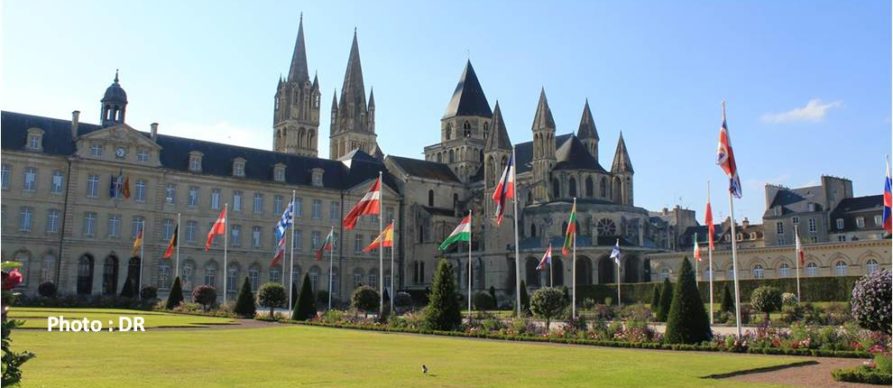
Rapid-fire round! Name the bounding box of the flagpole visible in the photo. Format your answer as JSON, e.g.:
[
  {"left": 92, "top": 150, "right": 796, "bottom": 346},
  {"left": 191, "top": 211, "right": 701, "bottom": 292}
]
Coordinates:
[
  {"left": 615, "top": 239, "right": 621, "bottom": 307},
  {"left": 391, "top": 219, "right": 396, "bottom": 316},
  {"left": 723, "top": 101, "right": 743, "bottom": 338},
  {"left": 512, "top": 147, "right": 521, "bottom": 317},
  {"left": 795, "top": 225, "right": 801, "bottom": 302},
  {"left": 138, "top": 224, "right": 144, "bottom": 300},
  {"left": 223, "top": 203, "right": 229, "bottom": 306},
  {"left": 694, "top": 233, "right": 699, "bottom": 284},
  {"left": 707, "top": 181, "right": 714, "bottom": 325},
  {"left": 176, "top": 212, "right": 181, "bottom": 288},
  {"left": 467, "top": 209, "right": 472, "bottom": 320},
  {"left": 289, "top": 190, "right": 296, "bottom": 313},
  {"left": 329, "top": 226, "right": 334, "bottom": 310},
  {"left": 378, "top": 171, "right": 384, "bottom": 318},
  {"left": 572, "top": 197, "right": 577, "bottom": 319},
  {"left": 550, "top": 252, "right": 553, "bottom": 287}
]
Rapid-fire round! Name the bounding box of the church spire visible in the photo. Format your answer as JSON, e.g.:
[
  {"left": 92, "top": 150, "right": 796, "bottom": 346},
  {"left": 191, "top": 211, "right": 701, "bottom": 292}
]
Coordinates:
[
  {"left": 485, "top": 101, "right": 512, "bottom": 151},
  {"left": 531, "top": 87, "right": 555, "bottom": 130},
  {"left": 287, "top": 13, "right": 310, "bottom": 83},
  {"left": 339, "top": 28, "right": 367, "bottom": 118},
  {"left": 577, "top": 99, "right": 599, "bottom": 141},
  {"left": 611, "top": 132, "right": 634, "bottom": 174}
]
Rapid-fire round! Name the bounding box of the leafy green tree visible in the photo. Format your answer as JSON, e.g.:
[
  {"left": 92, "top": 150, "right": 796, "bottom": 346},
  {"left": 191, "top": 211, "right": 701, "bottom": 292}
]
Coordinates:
[
  {"left": 750, "top": 286, "right": 782, "bottom": 323},
  {"left": 233, "top": 277, "right": 256, "bottom": 318},
  {"left": 721, "top": 284, "right": 735, "bottom": 313},
  {"left": 165, "top": 276, "right": 184, "bottom": 309},
  {"left": 351, "top": 286, "right": 380, "bottom": 318},
  {"left": 192, "top": 285, "right": 217, "bottom": 311},
  {"left": 473, "top": 291, "right": 496, "bottom": 310},
  {"left": 530, "top": 287, "right": 568, "bottom": 329},
  {"left": 664, "top": 258, "right": 712, "bottom": 344},
  {"left": 650, "top": 283, "right": 661, "bottom": 318},
  {"left": 656, "top": 278, "right": 673, "bottom": 322},
  {"left": 519, "top": 280, "right": 531, "bottom": 316},
  {"left": 291, "top": 273, "right": 317, "bottom": 321},
  {"left": 423, "top": 259, "right": 462, "bottom": 331},
  {"left": 257, "top": 282, "right": 286, "bottom": 319}
]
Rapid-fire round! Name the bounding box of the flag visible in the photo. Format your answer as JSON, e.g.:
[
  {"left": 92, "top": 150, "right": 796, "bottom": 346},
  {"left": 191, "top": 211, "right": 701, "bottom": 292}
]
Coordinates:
[
  {"left": 438, "top": 214, "right": 471, "bottom": 251},
  {"left": 343, "top": 177, "right": 381, "bottom": 230},
  {"left": 716, "top": 106, "right": 742, "bottom": 198},
  {"left": 131, "top": 228, "right": 143, "bottom": 257},
  {"left": 315, "top": 228, "right": 335, "bottom": 260},
  {"left": 271, "top": 235, "right": 286, "bottom": 267},
  {"left": 795, "top": 229, "right": 805, "bottom": 266},
  {"left": 205, "top": 208, "right": 227, "bottom": 251},
  {"left": 884, "top": 159, "right": 892, "bottom": 233},
  {"left": 561, "top": 202, "right": 577, "bottom": 256},
  {"left": 705, "top": 199, "right": 715, "bottom": 250},
  {"left": 122, "top": 176, "right": 131, "bottom": 199},
  {"left": 363, "top": 221, "right": 394, "bottom": 253},
  {"left": 162, "top": 224, "right": 178, "bottom": 259},
  {"left": 693, "top": 233, "right": 701, "bottom": 262},
  {"left": 537, "top": 244, "right": 552, "bottom": 271},
  {"left": 274, "top": 201, "right": 294, "bottom": 241},
  {"left": 610, "top": 239, "right": 622, "bottom": 265},
  {"left": 491, "top": 154, "right": 515, "bottom": 225}
]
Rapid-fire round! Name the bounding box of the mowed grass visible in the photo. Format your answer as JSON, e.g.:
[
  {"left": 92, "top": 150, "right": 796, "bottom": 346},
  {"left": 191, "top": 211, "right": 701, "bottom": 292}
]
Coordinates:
[
  {"left": 9, "top": 307, "right": 234, "bottom": 329},
  {"left": 15, "top": 323, "right": 805, "bottom": 387}
]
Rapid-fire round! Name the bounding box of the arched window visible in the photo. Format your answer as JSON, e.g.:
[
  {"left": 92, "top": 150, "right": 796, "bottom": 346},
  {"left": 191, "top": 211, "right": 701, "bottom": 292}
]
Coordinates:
[
  {"left": 204, "top": 261, "right": 218, "bottom": 288},
  {"left": 866, "top": 259, "right": 879, "bottom": 274},
  {"left": 77, "top": 254, "right": 94, "bottom": 295},
  {"left": 463, "top": 121, "right": 471, "bottom": 130},
  {"left": 428, "top": 190, "right": 434, "bottom": 207},
  {"left": 368, "top": 268, "right": 378, "bottom": 288},
  {"left": 226, "top": 263, "right": 240, "bottom": 293},
  {"left": 834, "top": 261, "right": 847, "bottom": 276},
  {"left": 436, "top": 153, "right": 442, "bottom": 163},
  {"left": 805, "top": 262, "right": 818, "bottom": 277},
  {"left": 600, "top": 177, "right": 607, "bottom": 198},
  {"left": 568, "top": 177, "right": 577, "bottom": 197},
  {"left": 552, "top": 178, "right": 560, "bottom": 198},
  {"left": 778, "top": 263, "right": 791, "bottom": 277},
  {"left": 449, "top": 149, "right": 454, "bottom": 163},
  {"left": 157, "top": 261, "right": 171, "bottom": 289},
  {"left": 445, "top": 123, "right": 452, "bottom": 140},
  {"left": 585, "top": 177, "right": 594, "bottom": 197},
  {"left": 752, "top": 264, "right": 764, "bottom": 279},
  {"left": 309, "top": 266, "right": 321, "bottom": 291},
  {"left": 102, "top": 255, "right": 118, "bottom": 295},
  {"left": 269, "top": 266, "right": 281, "bottom": 284}
]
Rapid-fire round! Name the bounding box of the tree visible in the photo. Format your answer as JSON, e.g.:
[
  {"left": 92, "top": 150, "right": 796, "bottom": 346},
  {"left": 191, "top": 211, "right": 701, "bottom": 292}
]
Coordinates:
[
  {"left": 530, "top": 287, "right": 567, "bottom": 330},
  {"left": 664, "top": 257, "right": 712, "bottom": 344},
  {"left": 650, "top": 283, "right": 661, "bottom": 319},
  {"left": 38, "top": 282, "right": 57, "bottom": 298},
  {"left": 720, "top": 284, "right": 735, "bottom": 313},
  {"left": 192, "top": 285, "right": 217, "bottom": 311},
  {"left": 656, "top": 278, "right": 673, "bottom": 322},
  {"left": 750, "top": 286, "right": 782, "bottom": 323},
  {"left": 292, "top": 273, "right": 317, "bottom": 321},
  {"left": 423, "top": 259, "right": 462, "bottom": 331},
  {"left": 120, "top": 277, "right": 136, "bottom": 298},
  {"left": 166, "top": 276, "right": 184, "bottom": 309},
  {"left": 257, "top": 282, "right": 286, "bottom": 319},
  {"left": 473, "top": 291, "right": 496, "bottom": 310},
  {"left": 519, "top": 280, "right": 531, "bottom": 316},
  {"left": 140, "top": 286, "right": 158, "bottom": 301},
  {"left": 351, "top": 286, "right": 380, "bottom": 318},
  {"left": 233, "top": 277, "right": 256, "bottom": 318},
  {"left": 394, "top": 291, "right": 413, "bottom": 311},
  {"left": 316, "top": 289, "right": 330, "bottom": 307},
  {"left": 850, "top": 269, "right": 891, "bottom": 335}
]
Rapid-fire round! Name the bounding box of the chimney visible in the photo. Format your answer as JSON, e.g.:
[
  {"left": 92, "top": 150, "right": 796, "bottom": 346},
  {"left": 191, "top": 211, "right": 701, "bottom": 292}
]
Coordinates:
[
  {"left": 150, "top": 122, "right": 158, "bottom": 141},
  {"left": 742, "top": 217, "right": 750, "bottom": 228},
  {"left": 71, "top": 110, "right": 80, "bottom": 140}
]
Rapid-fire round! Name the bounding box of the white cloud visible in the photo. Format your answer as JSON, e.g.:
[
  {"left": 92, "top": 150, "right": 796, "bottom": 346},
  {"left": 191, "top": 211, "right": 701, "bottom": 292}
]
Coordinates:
[
  {"left": 162, "top": 121, "right": 270, "bottom": 151},
  {"left": 761, "top": 99, "right": 842, "bottom": 124}
]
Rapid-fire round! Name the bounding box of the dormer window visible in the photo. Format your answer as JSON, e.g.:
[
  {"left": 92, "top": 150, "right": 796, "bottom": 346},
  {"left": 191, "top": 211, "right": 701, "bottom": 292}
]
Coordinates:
[
  {"left": 311, "top": 168, "right": 324, "bottom": 187},
  {"left": 90, "top": 143, "right": 103, "bottom": 157},
  {"left": 807, "top": 202, "right": 816, "bottom": 212},
  {"left": 274, "top": 164, "right": 286, "bottom": 182},
  {"left": 233, "top": 158, "right": 246, "bottom": 177},
  {"left": 26, "top": 128, "right": 44, "bottom": 151},
  {"left": 188, "top": 151, "right": 203, "bottom": 173},
  {"left": 137, "top": 149, "right": 149, "bottom": 162}
]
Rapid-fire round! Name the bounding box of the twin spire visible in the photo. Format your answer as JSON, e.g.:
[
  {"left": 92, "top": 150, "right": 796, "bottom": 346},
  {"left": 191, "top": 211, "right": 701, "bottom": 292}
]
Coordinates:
[{"left": 288, "top": 13, "right": 310, "bottom": 83}]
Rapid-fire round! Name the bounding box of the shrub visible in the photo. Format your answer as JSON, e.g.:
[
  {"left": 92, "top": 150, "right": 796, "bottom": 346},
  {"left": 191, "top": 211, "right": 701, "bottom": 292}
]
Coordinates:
[
  {"left": 851, "top": 269, "right": 892, "bottom": 335},
  {"left": 782, "top": 292, "right": 798, "bottom": 306},
  {"left": 831, "top": 366, "right": 892, "bottom": 385},
  {"left": 751, "top": 286, "right": 783, "bottom": 322},
  {"left": 37, "top": 282, "right": 57, "bottom": 298},
  {"left": 650, "top": 284, "right": 661, "bottom": 315},
  {"left": 139, "top": 286, "right": 158, "bottom": 300},
  {"left": 473, "top": 291, "right": 496, "bottom": 310},
  {"left": 423, "top": 259, "right": 462, "bottom": 331},
  {"left": 519, "top": 280, "right": 531, "bottom": 316},
  {"left": 316, "top": 289, "right": 331, "bottom": 307},
  {"left": 120, "top": 277, "right": 137, "bottom": 298},
  {"left": 656, "top": 278, "right": 673, "bottom": 322},
  {"left": 257, "top": 282, "right": 287, "bottom": 318},
  {"left": 720, "top": 284, "right": 734, "bottom": 313},
  {"left": 191, "top": 285, "right": 217, "bottom": 311},
  {"left": 581, "top": 297, "right": 597, "bottom": 311},
  {"left": 664, "top": 257, "right": 711, "bottom": 344},
  {"left": 291, "top": 281, "right": 299, "bottom": 307},
  {"left": 165, "top": 277, "right": 184, "bottom": 309},
  {"left": 488, "top": 286, "right": 497, "bottom": 303},
  {"left": 233, "top": 277, "right": 256, "bottom": 318},
  {"left": 292, "top": 273, "right": 317, "bottom": 321},
  {"left": 394, "top": 292, "right": 413, "bottom": 311},
  {"left": 530, "top": 287, "right": 567, "bottom": 330},
  {"left": 352, "top": 286, "right": 380, "bottom": 318}
]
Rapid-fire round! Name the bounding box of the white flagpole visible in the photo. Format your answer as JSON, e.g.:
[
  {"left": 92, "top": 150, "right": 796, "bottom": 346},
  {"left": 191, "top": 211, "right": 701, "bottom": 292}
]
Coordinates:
[
  {"left": 176, "top": 212, "right": 181, "bottom": 287},
  {"left": 467, "top": 210, "right": 472, "bottom": 320},
  {"left": 138, "top": 223, "right": 144, "bottom": 300},
  {"left": 550, "top": 252, "right": 553, "bottom": 287},
  {"left": 378, "top": 171, "right": 384, "bottom": 318},
  {"left": 694, "top": 233, "right": 699, "bottom": 284},
  {"left": 390, "top": 218, "right": 396, "bottom": 316},
  {"left": 289, "top": 191, "right": 296, "bottom": 313},
  {"left": 572, "top": 197, "right": 577, "bottom": 319},
  {"left": 723, "top": 101, "right": 743, "bottom": 338},
  {"left": 329, "top": 226, "right": 334, "bottom": 310},
  {"left": 708, "top": 181, "right": 714, "bottom": 325},
  {"left": 795, "top": 225, "right": 801, "bottom": 302},
  {"left": 512, "top": 147, "right": 521, "bottom": 317},
  {"left": 223, "top": 203, "right": 229, "bottom": 306},
  {"left": 615, "top": 239, "right": 621, "bottom": 307}
]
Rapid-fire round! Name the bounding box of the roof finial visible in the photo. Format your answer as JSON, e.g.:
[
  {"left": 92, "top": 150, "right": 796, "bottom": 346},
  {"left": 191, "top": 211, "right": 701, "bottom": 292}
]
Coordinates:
[
  {"left": 300, "top": 12, "right": 303, "bottom": 23},
  {"left": 114, "top": 69, "right": 119, "bottom": 83}
]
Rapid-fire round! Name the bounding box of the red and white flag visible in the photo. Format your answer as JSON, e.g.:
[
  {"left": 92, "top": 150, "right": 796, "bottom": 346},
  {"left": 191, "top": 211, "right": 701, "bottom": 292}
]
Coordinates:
[
  {"left": 716, "top": 103, "right": 742, "bottom": 198},
  {"left": 795, "top": 230, "right": 805, "bottom": 266},
  {"left": 205, "top": 207, "right": 227, "bottom": 251},
  {"left": 705, "top": 200, "right": 714, "bottom": 250},
  {"left": 537, "top": 244, "right": 552, "bottom": 271},
  {"left": 343, "top": 177, "right": 381, "bottom": 230},
  {"left": 491, "top": 154, "right": 515, "bottom": 225},
  {"left": 271, "top": 235, "right": 286, "bottom": 267},
  {"left": 693, "top": 233, "right": 701, "bottom": 262}
]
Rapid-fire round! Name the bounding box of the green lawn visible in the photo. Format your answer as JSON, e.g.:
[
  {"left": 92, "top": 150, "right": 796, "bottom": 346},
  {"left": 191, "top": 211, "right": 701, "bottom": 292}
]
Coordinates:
[
  {"left": 9, "top": 307, "right": 234, "bottom": 329},
  {"left": 13, "top": 318, "right": 807, "bottom": 387}
]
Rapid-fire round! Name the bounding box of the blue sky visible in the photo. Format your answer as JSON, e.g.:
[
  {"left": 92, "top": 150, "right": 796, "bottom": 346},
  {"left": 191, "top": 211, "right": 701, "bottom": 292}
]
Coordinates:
[{"left": 2, "top": 0, "right": 890, "bottom": 223}]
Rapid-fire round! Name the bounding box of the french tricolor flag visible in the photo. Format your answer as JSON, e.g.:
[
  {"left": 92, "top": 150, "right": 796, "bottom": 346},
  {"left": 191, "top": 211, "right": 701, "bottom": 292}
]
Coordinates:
[{"left": 491, "top": 154, "right": 515, "bottom": 225}]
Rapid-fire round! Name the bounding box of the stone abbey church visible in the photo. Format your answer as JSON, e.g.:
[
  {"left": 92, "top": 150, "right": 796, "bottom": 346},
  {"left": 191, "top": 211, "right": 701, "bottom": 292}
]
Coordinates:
[{"left": 2, "top": 16, "right": 888, "bottom": 303}]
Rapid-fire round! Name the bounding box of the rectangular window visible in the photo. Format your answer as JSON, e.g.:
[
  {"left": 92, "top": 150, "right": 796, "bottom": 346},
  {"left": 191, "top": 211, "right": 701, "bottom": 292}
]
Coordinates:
[
  {"left": 46, "top": 209, "right": 60, "bottom": 233},
  {"left": 775, "top": 222, "right": 783, "bottom": 235},
  {"left": 23, "top": 167, "right": 37, "bottom": 192},
  {"left": 294, "top": 197, "right": 303, "bottom": 217},
  {"left": 135, "top": 179, "right": 147, "bottom": 202},
  {"left": 808, "top": 218, "right": 817, "bottom": 233},
  {"left": 165, "top": 184, "right": 176, "bottom": 204},
  {"left": 29, "top": 135, "right": 41, "bottom": 150},
  {"left": 86, "top": 174, "right": 100, "bottom": 198},
  {"left": 1, "top": 164, "right": 9, "bottom": 190},
  {"left": 188, "top": 186, "right": 199, "bottom": 207},
  {"left": 292, "top": 230, "right": 303, "bottom": 251},
  {"left": 186, "top": 221, "right": 197, "bottom": 243},
  {"left": 84, "top": 212, "right": 97, "bottom": 237},
  {"left": 253, "top": 193, "right": 264, "bottom": 214},
  {"left": 836, "top": 218, "right": 844, "bottom": 230},
  {"left": 856, "top": 217, "right": 865, "bottom": 228},
  {"left": 190, "top": 156, "right": 201, "bottom": 172},
  {"left": 354, "top": 234, "right": 363, "bottom": 252},
  {"left": 19, "top": 207, "right": 32, "bottom": 232},
  {"left": 108, "top": 215, "right": 121, "bottom": 238},
  {"left": 233, "top": 191, "right": 242, "bottom": 212},
  {"left": 312, "top": 231, "right": 321, "bottom": 249},
  {"left": 162, "top": 219, "right": 175, "bottom": 241},
  {"left": 211, "top": 189, "right": 221, "bottom": 210},
  {"left": 386, "top": 206, "right": 395, "bottom": 223},
  {"left": 838, "top": 235, "right": 846, "bottom": 242},
  {"left": 137, "top": 149, "right": 149, "bottom": 162},
  {"left": 231, "top": 225, "right": 242, "bottom": 247},
  {"left": 274, "top": 195, "right": 283, "bottom": 214},
  {"left": 330, "top": 201, "right": 339, "bottom": 220},
  {"left": 791, "top": 216, "right": 799, "bottom": 224},
  {"left": 51, "top": 171, "right": 64, "bottom": 193},
  {"left": 312, "top": 199, "right": 322, "bottom": 220},
  {"left": 132, "top": 217, "right": 145, "bottom": 238},
  {"left": 874, "top": 215, "right": 883, "bottom": 227},
  {"left": 90, "top": 143, "right": 103, "bottom": 157},
  {"left": 274, "top": 168, "right": 285, "bottom": 182},
  {"left": 252, "top": 226, "right": 262, "bottom": 248}
]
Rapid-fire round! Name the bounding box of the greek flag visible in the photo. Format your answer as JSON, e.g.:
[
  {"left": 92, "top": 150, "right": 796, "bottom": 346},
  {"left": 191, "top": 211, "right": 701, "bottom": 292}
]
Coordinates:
[
  {"left": 274, "top": 201, "right": 294, "bottom": 241},
  {"left": 610, "top": 239, "right": 622, "bottom": 265}
]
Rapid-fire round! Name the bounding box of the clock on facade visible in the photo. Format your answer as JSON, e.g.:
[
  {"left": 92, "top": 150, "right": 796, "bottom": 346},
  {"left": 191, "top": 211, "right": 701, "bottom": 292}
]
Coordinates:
[{"left": 115, "top": 147, "right": 127, "bottom": 158}]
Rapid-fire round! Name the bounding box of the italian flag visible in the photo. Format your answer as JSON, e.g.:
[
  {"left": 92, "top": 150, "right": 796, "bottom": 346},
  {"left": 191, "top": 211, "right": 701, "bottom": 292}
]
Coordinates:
[
  {"left": 561, "top": 202, "right": 577, "bottom": 255},
  {"left": 438, "top": 214, "right": 471, "bottom": 251}
]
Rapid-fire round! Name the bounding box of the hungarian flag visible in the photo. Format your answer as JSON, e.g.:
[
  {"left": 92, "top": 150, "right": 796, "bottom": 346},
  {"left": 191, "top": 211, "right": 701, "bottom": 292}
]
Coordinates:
[
  {"left": 561, "top": 202, "right": 577, "bottom": 255},
  {"left": 884, "top": 159, "right": 892, "bottom": 233},
  {"left": 716, "top": 104, "right": 742, "bottom": 198},
  {"left": 438, "top": 214, "right": 471, "bottom": 251},
  {"left": 131, "top": 228, "right": 143, "bottom": 257},
  {"left": 363, "top": 221, "right": 394, "bottom": 253},
  {"left": 537, "top": 244, "right": 552, "bottom": 271},
  {"left": 122, "top": 176, "right": 131, "bottom": 199},
  {"left": 205, "top": 208, "right": 227, "bottom": 251},
  {"left": 705, "top": 199, "right": 714, "bottom": 250},
  {"left": 315, "top": 228, "right": 335, "bottom": 260},
  {"left": 693, "top": 233, "right": 701, "bottom": 262},
  {"left": 271, "top": 235, "right": 286, "bottom": 267},
  {"left": 491, "top": 154, "right": 515, "bottom": 225},
  {"left": 343, "top": 178, "right": 381, "bottom": 230},
  {"left": 162, "top": 224, "right": 178, "bottom": 259},
  {"left": 795, "top": 229, "right": 805, "bottom": 266}
]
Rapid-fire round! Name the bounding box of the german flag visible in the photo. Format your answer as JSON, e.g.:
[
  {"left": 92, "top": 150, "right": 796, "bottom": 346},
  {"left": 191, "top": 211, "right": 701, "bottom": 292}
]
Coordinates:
[{"left": 162, "top": 224, "right": 178, "bottom": 259}]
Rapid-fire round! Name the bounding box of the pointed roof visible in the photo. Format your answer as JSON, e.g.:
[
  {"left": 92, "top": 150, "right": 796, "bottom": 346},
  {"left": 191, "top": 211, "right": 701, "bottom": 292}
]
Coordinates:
[
  {"left": 340, "top": 29, "right": 366, "bottom": 110},
  {"left": 443, "top": 60, "right": 492, "bottom": 119},
  {"left": 531, "top": 88, "right": 555, "bottom": 130},
  {"left": 577, "top": 100, "right": 599, "bottom": 141},
  {"left": 484, "top": 102, "right": 511, "bottom": 151},
  {"left": 368, "top": 87, "right": 375, "bottom": 108},
  {"left": 287, "top": 14, "right": 310, "bottom": 83},
  {"left": 611, "top": 133, "right": 634, "bottom": 173},
  {"left": 331, "top": 89, "right": 338, "bottom": 109},
  {"left": 554, "top": 135, "right": 607, "bottom": 172}
]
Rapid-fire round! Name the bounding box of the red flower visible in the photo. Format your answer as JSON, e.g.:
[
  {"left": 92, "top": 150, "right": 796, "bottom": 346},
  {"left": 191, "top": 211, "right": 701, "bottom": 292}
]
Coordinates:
[{"left": 2, "top": 268, "right": 23, "bottom": 290}]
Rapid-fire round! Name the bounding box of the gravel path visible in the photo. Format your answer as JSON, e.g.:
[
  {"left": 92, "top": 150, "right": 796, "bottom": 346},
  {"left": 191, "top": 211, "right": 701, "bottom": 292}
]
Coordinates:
[{"left": 726, "top": 357, "right": 872, "bottom": 387}]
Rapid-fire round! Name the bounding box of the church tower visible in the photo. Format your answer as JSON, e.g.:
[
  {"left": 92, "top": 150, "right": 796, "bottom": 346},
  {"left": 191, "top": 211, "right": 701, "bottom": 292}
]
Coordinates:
[
  {"left": 611, "top": 133, "right": 634, "bottom": 206},
  {"left": 577, "top": 99, "right": 600, "bottom": 161},
  {"left": 329, "top": 30, "right": 378, "bottom": 160},
  {"left": 531, "top": 88, "right": 556, "bottom": 202},
  {"left": 274, "top": 15, "right": 321, "bottom": 157}
]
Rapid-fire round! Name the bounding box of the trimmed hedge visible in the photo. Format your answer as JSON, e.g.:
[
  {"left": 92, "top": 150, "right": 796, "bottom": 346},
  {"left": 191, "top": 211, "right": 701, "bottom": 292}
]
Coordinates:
[
  {"left": 577, "top": 276, "right": 863, "bottom": 305},
  {"left": 832, "top": 366, "right": 892, "bottom": 385}
]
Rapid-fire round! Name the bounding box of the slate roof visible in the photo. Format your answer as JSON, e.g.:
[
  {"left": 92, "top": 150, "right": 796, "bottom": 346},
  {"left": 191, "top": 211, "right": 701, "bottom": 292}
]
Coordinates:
[
  {"left": 443, "top": 60, "right": 492, "bottom": 119},
  {"left": 610, "top": 133, "right": 633, "bottom": 173},
  {"left": 553, "top": 135, "right": 608, "bottom": 172},
  {"left": 531, "top": 88, "right": 555, "bottom": 129},
  {"left": 484, "top": 102, "right": 512, "bottom": 151},
  {"left": 577, "top": 100, "right": 599, "bottom": 140},
  {"left": 387, "top": 155, "right": 461, "bottom": 183},
  {"left": 763, "top": 185, "right": 826, "bottom": 218},
  {"left": 513, "top": 133, "right": 572, "bottom": 174},
  {"left": 829, "top": 195, "right": 884, "bottom": 232},
  {"left": 287, "top": 15, "right": 310, "bottom": 83}
]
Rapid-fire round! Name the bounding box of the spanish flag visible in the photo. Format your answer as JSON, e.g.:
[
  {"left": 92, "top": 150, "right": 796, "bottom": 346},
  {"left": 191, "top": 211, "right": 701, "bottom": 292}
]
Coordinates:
[
  {"left": 131, "top": 228, "right": 143, "bottom": 257},
  {"left": 162, "top": 224, "right": 178, "bottom": 259},
  {"left": 363, "top": 221, "right": 394, "bottom": 253}
]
